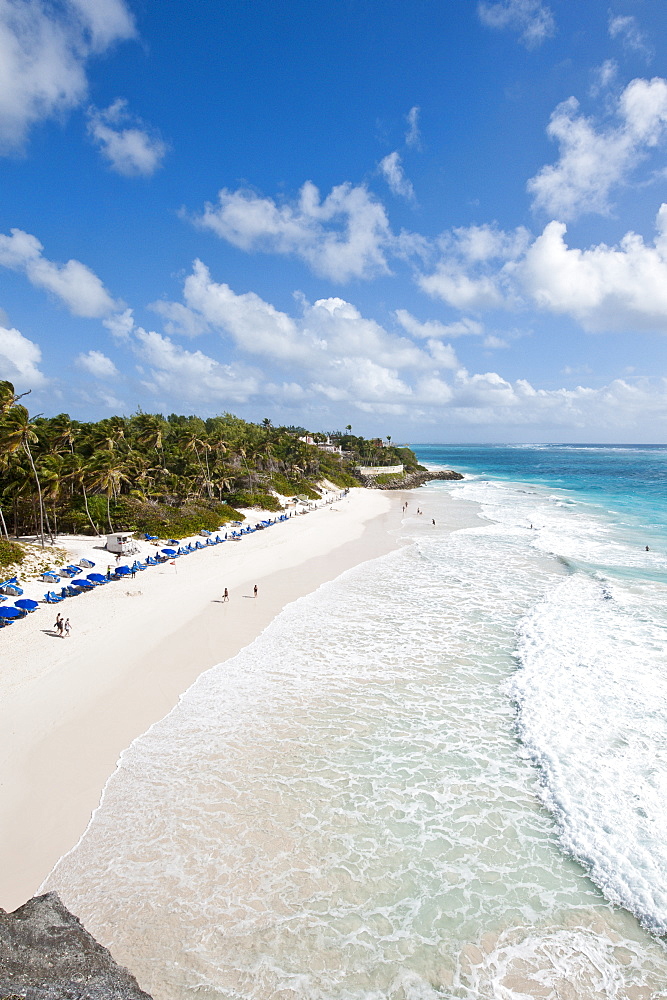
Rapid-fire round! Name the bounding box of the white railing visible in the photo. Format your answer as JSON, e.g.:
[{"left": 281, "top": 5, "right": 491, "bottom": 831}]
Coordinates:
[{"left": 355, "top": 464, "right": 404, "bottom": 476}]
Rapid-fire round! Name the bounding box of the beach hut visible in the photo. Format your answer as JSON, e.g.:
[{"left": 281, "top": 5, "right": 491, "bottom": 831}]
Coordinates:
[{"left": 105, "top": 531, "right": 138, "bottom": 556}]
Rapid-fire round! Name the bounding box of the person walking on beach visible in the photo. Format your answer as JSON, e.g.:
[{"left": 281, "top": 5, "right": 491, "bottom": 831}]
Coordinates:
[
  {"left": 54, "top": 613, "right": 63, "bottom": 636},
  {"left": 222, "top": 587, "right": 229, "bottom": 602},
  {"left": 63, "top": 618, "right": 71, "bottom": 638},
  {"left": 253, "top": 584, "right": 258, "bottom": 598}
]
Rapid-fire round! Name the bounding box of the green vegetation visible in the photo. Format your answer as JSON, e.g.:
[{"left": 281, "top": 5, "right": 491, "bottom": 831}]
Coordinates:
[
  {"left": 0, "top": 380, "right": 422, "bottom": 543},
  {"left": 373, "top": 472, "right": 406, "bottom": 485},
  {"left": 0, "top": 539, "right": 25, "bottom": 568}
]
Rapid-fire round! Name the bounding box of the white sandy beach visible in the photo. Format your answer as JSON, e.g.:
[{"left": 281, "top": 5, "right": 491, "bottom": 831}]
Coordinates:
[{"left": 0, "top": 488, "right": 402, "bottom": 912}]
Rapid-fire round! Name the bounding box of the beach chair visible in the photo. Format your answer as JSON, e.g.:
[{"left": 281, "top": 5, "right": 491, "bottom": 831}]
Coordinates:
[
  {"left": 145, "top": 556, "right": 158, "bottom": 566},
  {"left": 44, "top": 591, "right": 64, "bottom": 604}
]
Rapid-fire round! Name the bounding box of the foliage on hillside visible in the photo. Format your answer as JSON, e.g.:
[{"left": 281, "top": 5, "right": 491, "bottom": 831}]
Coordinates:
[
  {"left": 0, "top": 539, "right": 25, "bottom": 568},
  {"left": 0, "top": 380, "right": 422, "bottom": 542}
]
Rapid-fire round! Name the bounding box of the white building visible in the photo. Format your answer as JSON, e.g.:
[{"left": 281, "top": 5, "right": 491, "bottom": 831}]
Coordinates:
[{"left": 106, "top": 531, "right": 139, "bottom": 555}]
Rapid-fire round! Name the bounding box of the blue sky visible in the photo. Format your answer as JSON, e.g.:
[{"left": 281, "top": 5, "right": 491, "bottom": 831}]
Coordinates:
[{"left": 1, "top": 0, "right": 667, "bottom": 442}]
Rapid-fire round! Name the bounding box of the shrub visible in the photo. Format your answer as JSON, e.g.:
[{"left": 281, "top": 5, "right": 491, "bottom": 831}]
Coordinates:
[
  {"left": 0, "top": 539, "right": 25, "bottom": 568},
  {"left": 225, "top": 490, "right": 282, "bottom": 512},
  {"left": 114, "top": 498, "right": 244, "bottom": 539},
  {"left": 373, "top": 473, "right": 406, "bottom": 485}
]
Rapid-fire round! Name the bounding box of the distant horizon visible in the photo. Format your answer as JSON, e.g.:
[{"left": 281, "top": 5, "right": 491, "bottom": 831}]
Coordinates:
[{"left": 1, "top": 1, "right": 666, "bottom": 441}]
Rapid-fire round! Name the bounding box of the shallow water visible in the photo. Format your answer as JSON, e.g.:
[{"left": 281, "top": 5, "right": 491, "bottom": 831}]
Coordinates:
[{"left": 46, "top": 447, "right": 667, "bottom": 998}]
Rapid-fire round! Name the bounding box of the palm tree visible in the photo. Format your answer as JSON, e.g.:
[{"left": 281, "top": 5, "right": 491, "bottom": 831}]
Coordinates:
[
  {"left": 0, "top": 405, "right": 48, "bottom": 546},
  {"left": 133, "top": 412, "right": 168, "bottom": 469},
  {"left": 65, "top": 453, "right": 99, "bottom": 535},
  {"left": 89, "top": 451, "right": 131, "bottom": 532}
]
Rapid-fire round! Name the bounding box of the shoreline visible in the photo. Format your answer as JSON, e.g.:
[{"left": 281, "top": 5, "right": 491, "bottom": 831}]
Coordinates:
[{"left": 0, "top": 488, "right": 404, "bottom": 912}]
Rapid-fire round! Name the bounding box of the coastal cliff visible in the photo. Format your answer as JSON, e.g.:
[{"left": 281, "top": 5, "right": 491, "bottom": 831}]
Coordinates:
[
  {"left": 356, "top": 469, "right": 464, "bottom": 490},
  {"left": 0, "top": 893, "right": 151, "bottom": 1000}
]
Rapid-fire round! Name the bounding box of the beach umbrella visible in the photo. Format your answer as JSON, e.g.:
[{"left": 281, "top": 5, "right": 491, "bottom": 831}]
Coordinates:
[
  {"left": 87, "top": 573, "right": 106, "bottom": 584},
  {"left": 0, "top": 607, "right": 22, "bottom": 619},
  {"left": 115, "top": 565, "right": 131, "bottom": 575},
  {"left": 71, "top": 578, "right": 94, "bottom": 589},
  {"left": 15, "top": 598, "right": 39, "bottom": 611},
  {"left": 161, "top": 548, "right": 177, "bottom": 555}
]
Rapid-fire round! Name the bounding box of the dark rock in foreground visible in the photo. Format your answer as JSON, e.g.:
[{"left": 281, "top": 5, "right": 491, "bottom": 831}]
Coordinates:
[
  {"left": 356, "top": 469, "right": 464, "bottom": 490},
  {"left": 0, "top": 893, "right": 152, "bottom": 1000}
]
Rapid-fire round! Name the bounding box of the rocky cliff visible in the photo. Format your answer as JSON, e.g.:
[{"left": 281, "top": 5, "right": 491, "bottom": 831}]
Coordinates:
[
  {"left": 356, "top": 469, "right": 464, "bottom": 490},
  {"left": 0, "top": 893, "right": 151, "bottom": 1000}
]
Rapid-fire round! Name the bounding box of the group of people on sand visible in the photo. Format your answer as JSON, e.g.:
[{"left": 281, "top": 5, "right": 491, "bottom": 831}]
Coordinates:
[
  {"left": 402, "top": 500, "right": 435, "bottom": 525},
  {"left": 221, "top": 584, "right": 258, "bottom": 601},
  {"left": 53, "top": 613, "right": 71, "bottom": 638}
]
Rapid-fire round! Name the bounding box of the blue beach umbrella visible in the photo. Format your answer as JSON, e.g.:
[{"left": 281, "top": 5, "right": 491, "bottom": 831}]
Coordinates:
[
  {"left": 15, "top": 598, "right": 39, "bottom": 611},
  {"left": 115, "top": 565, "right": 131, "bottom": 575},
  {"left": 87, "top": 573, "right": 106, "bottom": 583},
  {"left": 161, "top": 548, "right": 177, "bottom": 556},
  {"left": 0, "top": 607, "right": 22, "bottom": 619}
]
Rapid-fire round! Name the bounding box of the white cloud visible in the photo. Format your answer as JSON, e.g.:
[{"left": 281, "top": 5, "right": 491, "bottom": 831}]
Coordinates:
[
  {"left": 182, "top": 262, "right": 428, "bottom": 373},
  {"left": 450, "top": 223, "right": 530, "bottom": 263},
  {"left": 483, "top": 334, "right": 509, "bottom": 349},
  {"left": 426, "top": 340, "right": 459, "bottom": 369},
  {"left": 417, "top": 223, "right": 529, "bottom": 311},
  {"left": 395, "top": 309, "right": 484, "bottom": 339},
  {"left": 477, "top": 0, "right": 555, "bottom": 49},
  {"left": 590, "top": 59, "right": 617, "bottom": 97},
  {"left": 609, "top": 15, "right": 652, "bottom": 62},
  {"left": 0, "top": 228, "right": 119, "bottom": 316},
  {"left": 150, "top": 299, "right": 210, "bottom": 338},
  {"left": 68, "top": 0, "right": 135, "bottom": 50},
  {"left": 0, "top": 324, "right": 46, "bottom": 386},
  {"left": 76, "top": 348, "right": 118, "bottom": 378},
  {"left": 87, "top": 99, "right": 167, "bottom": 176},
  {"left": 420, "top": 270, "right": 506, "bottom": 311},
  {"left": 379, "top": 151, "right": 415, "bottom": 202},
  {"left": 405, "top": 106, "right": 421, "bottom": 148},
  {"left": 416, "top": 204, "right": 667, "bottom": 336},
  {"left": 134, "top": 328, "right": 260, "bottom": 405},
  {"left": 442, "top": 372, "right": 667, "bottom": 433},
  {"left": 193, "top": 181, "right": 393, "bottom": 282},
  {"left": 518, "top": 207, "right": 667, "bottom": 332},
  {"left": 103, "top": 307, "right": 134, "bottom": 341},
  {"left": 528, "top": 77, "right": 667, "bottom": 219},
  {"left": 0, "top": 0, "right": 135, "bottom": 152}
]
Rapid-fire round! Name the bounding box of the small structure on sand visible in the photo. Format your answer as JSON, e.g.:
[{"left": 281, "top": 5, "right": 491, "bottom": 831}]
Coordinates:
[{"left": 105, "top": 530, "right": 139, "bottom": 556}]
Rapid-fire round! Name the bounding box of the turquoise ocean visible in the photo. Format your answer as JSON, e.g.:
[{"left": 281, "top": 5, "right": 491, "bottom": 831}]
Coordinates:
[{"left": 46, "top": 444, "right": 667, "bottom": 999}]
